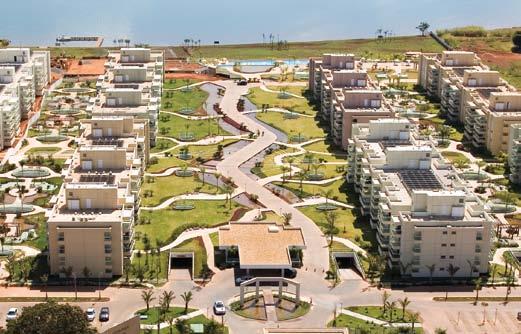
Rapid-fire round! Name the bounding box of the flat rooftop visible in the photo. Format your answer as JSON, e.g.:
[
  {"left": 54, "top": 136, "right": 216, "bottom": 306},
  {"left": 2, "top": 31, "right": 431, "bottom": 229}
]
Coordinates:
[{"left": 219, "top": 222, "right": 305, "bottom": 269}]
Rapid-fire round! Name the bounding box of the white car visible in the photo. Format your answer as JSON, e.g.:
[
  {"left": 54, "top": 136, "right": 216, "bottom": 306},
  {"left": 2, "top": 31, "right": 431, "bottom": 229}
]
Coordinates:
[
  {"left": 6, "top": 308, "right": 18, "bottom": 321},
  {"left": 86, "top": 308, "right": 96, "bottom": 322},
  {"left": 213, "top": 301, "right": 226, "bottom": 316}
]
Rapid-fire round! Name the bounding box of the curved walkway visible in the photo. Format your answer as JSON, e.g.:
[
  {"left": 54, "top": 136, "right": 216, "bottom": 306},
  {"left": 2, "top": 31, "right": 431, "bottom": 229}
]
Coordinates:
[{"left": 215, "top": 80, "right": 329, "bottom": 272}]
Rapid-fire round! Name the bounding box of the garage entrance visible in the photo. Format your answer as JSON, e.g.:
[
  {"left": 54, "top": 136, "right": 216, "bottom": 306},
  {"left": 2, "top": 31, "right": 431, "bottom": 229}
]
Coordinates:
[
  {"left": 169, "top": 252, "right": 194, "bottom": 281},
  {"left": 332, "top": 251, "right": 365, "bottom": 281}
]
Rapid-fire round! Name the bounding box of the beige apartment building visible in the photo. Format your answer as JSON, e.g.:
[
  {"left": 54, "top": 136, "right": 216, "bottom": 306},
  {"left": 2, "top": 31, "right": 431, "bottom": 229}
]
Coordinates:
[
  {"left": 418, "top": 50, "right": 521, "bottom": 155},
  {"left": 0, "top": 48, "right": 51, "bottom": 149},
  {"left": 47, "top": 114, "right": 149, "bottom": 277},
  {"left": 309, "top": 54, "right": 394, "bottom": 148},
  {"left": 91, "top": 48, "right": 163, "bottom": 146},
  {"left": 508, "top": 124, "right": 521, "bottom": 184},
  {"left": 347, "top": 119, "right": 493, "bottom": 277}
]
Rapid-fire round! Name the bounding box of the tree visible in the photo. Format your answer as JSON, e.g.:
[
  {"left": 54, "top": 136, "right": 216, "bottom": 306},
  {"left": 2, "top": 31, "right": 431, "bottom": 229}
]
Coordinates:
[
  {"left": 161, "top": 290, "right": 175, "bottom": 310},
  {"left": 382, "top": 291, "right": 391, "bottom": 314},
  {"left": 282, "top": 212, "right": 292, "bottom": 225},
  {"left": 425, "top": 264, "right": 436, "bottom": 285},
  {"left": 446, "top": 264, "right": 460, "bottom": 300},
  {"left": 165, "top": 313, "right": 176, "bottom": 334},
  {"left": 287, "top": 157, "right": 295, "bottom": 179},
  {"left": 505, "top": 273, "right": 515, "bottom": 302},
  {"left": 324, "top": 211, "right": 338, "bottom": 246},
  {"left": 321, "top": 189, "right": 334, "bottom": 206},
  {"left": 205, "top": 320, "right": 224, "bottom": 334},
  {"left": 4, "top": 302, "right": 97, "bottom": 334},
  {"left": 473, "top": 277, "right": 482, "bottom": 304},
  {"left": 386, "top": 300, "right": 396, "bottom": 322},
  {"left": 434, "top": 328, "right": 447, "bottom": 334},
  {"left": 141, "top": 289, "right": 155, "bottom": 312},
  {"left": 280, "top": 166, "right": 290, "bottom": 183},
  {"left": 476, "top": 160, "right": 486, "bottom": 186},
  {"left": 513, "top": 31, "right": 521, "bottom": 51},
  {"left": 181, "top": 291, "right": 193, "bottom": 314},
  {"left": 438, "top": 125, "right": 451, "bottom": 144},
  {"left": 297, "top": 171, "right": 307, "bottom": 197},
  {"left": 410, "top": 312, "right": 420, "bottom": 333},
  {"left": 490, "top": 264, "right": 498, "bottom": 283},
  {"left": 40, "top": 274, "right": 49, "bottom": 300},
  {"left": 397, "top": 297, "right": 411, "bottom": 320},
  {"left": 416, "top": 22, "right": 430, "bottom": 36},
  {"left": 123, "top": 259, "right": 131, "bottom": 283},
  {"left": 175, "top": 318, "right": 190, "bottom": 334},
  {"left": 200, "top": 167, "right": 206, "bottom": 186},
  {"left": 0, "top": 223, "right": 9, "bottom": 252},
  {"left": 214, "top": 172, "right": 221, "bottom": 190},
  {"left": 224, "top": 185, "right": 233, "bottom": 209},
  {"left": 82, "top": 266, "right": 91, "bottom": 280}
]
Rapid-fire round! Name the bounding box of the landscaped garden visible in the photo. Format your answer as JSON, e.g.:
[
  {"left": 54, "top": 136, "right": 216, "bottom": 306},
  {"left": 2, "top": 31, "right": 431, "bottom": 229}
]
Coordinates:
[
  {"left": 247, "top": 87, "right": 315, "bottom": 115},
  {"left": 171, "top": 237, "right": 209, "bottom": 279},
  {"left": 256, "top": 112, "right": 325, "bottom": 140},
  {"left": 273, "top": 179, "right": 356, "bottom": 204},
  {"left": 158, "top": 113, "right": 231, "bottom": 141},
  {"left": 161, "top": 87, "right": 209, "bottom": 114},
  {"left": 163, "top": 78, "right": 202, "bottom": 90}
]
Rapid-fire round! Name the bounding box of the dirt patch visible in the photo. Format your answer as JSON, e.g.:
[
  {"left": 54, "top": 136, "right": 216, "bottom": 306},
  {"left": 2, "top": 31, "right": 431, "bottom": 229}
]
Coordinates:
[
  {"left": 165, "top": 73, "right": 219, "bottom": 81},
  {"left": 65, "top": 58, "right": 106, "bottom": 76},
  {"left": 165, "top": 60, "right": 204, "bottom": 72}
]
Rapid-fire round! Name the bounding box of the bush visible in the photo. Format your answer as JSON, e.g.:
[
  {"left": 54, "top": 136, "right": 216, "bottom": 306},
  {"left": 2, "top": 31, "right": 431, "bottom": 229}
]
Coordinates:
[
  {"left": 513, "top": 31, "right": 521, "bottom": 51},
  {"left": 149, "top": 157, "right": 159, "bottom": 165}
]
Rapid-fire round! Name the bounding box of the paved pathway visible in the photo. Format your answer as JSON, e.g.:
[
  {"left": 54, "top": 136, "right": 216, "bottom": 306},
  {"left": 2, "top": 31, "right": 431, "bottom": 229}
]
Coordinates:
[
  {"left": 215, "top": 80, "right": 329, "bottom": 272},
  {"left": 263, "top": 289, "right": 277, "bottom": 322}
]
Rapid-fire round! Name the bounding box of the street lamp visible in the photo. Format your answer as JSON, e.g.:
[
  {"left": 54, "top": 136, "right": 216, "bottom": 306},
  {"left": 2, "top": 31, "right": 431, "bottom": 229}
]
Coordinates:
[{"left": 73, "top": 273, "right": 77, "bottom": 300}]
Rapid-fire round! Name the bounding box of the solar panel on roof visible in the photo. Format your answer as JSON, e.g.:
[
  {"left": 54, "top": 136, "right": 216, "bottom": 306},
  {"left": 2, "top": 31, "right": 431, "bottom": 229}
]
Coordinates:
[
  {"left": 398, "top": 170, "right": 442, "bottom": 191},
  {"left": 92, "top": 138, "right": 124, "bottom": 147},
  {"left": 79, "top": 174, "right": 116, "bottom": 184}
]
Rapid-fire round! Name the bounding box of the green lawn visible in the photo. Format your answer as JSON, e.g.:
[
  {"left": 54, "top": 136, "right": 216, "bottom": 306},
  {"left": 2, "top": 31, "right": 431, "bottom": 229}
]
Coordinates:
[
  {"left": 158, "top": 113, "right": 231, "bottom": 141},
  {"left": 303, "top": 140, "right": 347, "bottom": 155},
  {"left": 136, "top": 200, "right": 242, "bottom": 249},
  {"left": 283, "top": 151, "right": 347, "bottom": 163},
  {"left": 186, "top": 36, "right": 443, "bottom": 60},
  {"left": 348, "top": 306, "right": 417, "bottom": 323},
  {"left": 328, "top": 314, "right": 422, "bottom": 333},
  {"left": 256, "top": 112, "right": 326, "bottom": 140},
  {"left": 252, "top": 147, "right": 296, "bottom": 177},
  {"left": 26, "top": 147, "right": 61, "bottom": 155},
  {"left": 141, "top": 315, "right": 228, "bottom": 334},
  {"left": 130, "top": 251, "right": 169, "bottom": 284},
  {"left": 136, "top": 306, "right": 195, "bottom": 325},
  {"left": 266, "top": 85, "right": 306, "bottom": 97},
  {"left": 163, "top": 78, "right": 202, "bottom": 90},
  {"left": 21, "top": 213, "right": 47, "bottom": 250},
  {"left": 141, "top": 174, "right": 222, "bottom": 207},
  {"left": 209, "top": 232, "right": 219, "bottom": 247},
  {"left": 147, "top": 139, "right": 239, "bottom": 173},
  {"left": 441, "top": 151, "right": 469, "bottom": 163},
  {"left": 151, "top": 138, "right": 177, "bottom": 153},
  {"left": 299, "top": 205, "right": 376, "bottom": 249},
  {"left": 273, "top": 179, "right": 356, "bottom": 204},
  {"left": 162, "top": 87, "right": 209, "bottom": 114},
  {"left": 247, "top": 88, "right": 316, "bottom": 115},
  {"left": 171, "top": 237, "right": 207, "bottom": 278}
]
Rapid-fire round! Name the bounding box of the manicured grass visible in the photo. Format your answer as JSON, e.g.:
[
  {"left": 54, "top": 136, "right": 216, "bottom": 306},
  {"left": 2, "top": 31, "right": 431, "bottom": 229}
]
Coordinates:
[
  {"left": 266, "top": 85, "right": 306, "bottom": 97},
  {"left": 230, "top": 296, "right": 267, "bottom": 320},
  {"left": 171, "top": 237, "right": 207, "bottom": 278},
  {"left": 187, "top": 36, "right": 443, "bottom": 60},
  {"left": 21, "top": 213, "right": 47, "bottom": 250},
  {"left": 26, "top": 147, "right": 61, "bottom": 155},
  {"left": 136, "top": 306, "right": 195, "bottom": 325},
  {"left": 256, "top": 112, "right": 326, "bottom": 140},
  {"left": 149, "top": 315, "right": 229, "bottom": 334},
  {"left": 258, "top": 211, "right": 285, "bottom": 225},
  {"left": 303, "top": 140, "right": 347, "bottom": 155},
  {"left": 161, "top": 87, "right": 209, "bottom": 114},
  {"left": 328, "top": 314, "right": 422, "bottom": 333},
  {"left": 273, "top": 179, "right": 356, "bottom": 204},
  {"left": 151, "top": 138, "right": 177, "bottom": 153},
  {"left": 299, "top": 205, "right": 376, "bottom": 248},
  {"left": 136, "top": 201, "right": 242, "bottom": 249},
  {"left": 163, "top": 78, "right": 202, "bottom": 90},
  {"left": 441, "top": 151, "right": 470, "bottom": 163},
  {"left": 248, "top": 88, "right": 316, "bottom": 115},
  {"left": 348, "top": 306, "right": 416, "bottom": 323},
  {"left": 141, "top": 174, "right": 221, "bottom": 207},
  {"left": 209, "top": 232, "right": 219, "bottom": 247},
  {"left": 158, "top": 113, "right": 231, "bottom": 141},
  {"left": 253, "top": 147, "right": 296, "bottom": 177},
  {"left": 130, "top": 251, "right": 169, "bottom": 284},
  {"left": 147, "top": 139, "right": 239, "bottom": 173},
  {"left": 283, "top": 151, "right": 347, "bottom": 163}
]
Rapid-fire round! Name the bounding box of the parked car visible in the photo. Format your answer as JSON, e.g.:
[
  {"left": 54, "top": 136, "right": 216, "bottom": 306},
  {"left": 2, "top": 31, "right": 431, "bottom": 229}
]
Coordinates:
[
  {"left": 284, "top": 268, "right": 297, "bottom": 278},
  {"left": 237, "top": 80, "right": 248, "bottom": 86},
  {"left": 86, "top": 308, "right": 96, "bottom": 322},
  {"left": 213, "top": 301, "right": 226, "bottom": 316},
  {"left": 99, "top": 307, "right": 110, "bottom": 322},
  {"left": 6, "top": 308, "right": 18, "bottom": 321},
  {"left": 235, "top": 275, "right": 253, "bottom": 285}
]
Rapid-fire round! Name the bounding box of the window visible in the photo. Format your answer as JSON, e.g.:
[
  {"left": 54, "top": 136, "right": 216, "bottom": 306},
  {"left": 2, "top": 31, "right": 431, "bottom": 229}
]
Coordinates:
[
  {"left": 459, "top": 199, "right": 464, "bottom": 203},
  {"left": 105, "top": 268, "right": 112, "bottom": 274},
  {"left": 451, "top": 231, "right": 456, "bottom": 235},
  {"left": 440, "top": 255, "right": 446, "bottom": 259},
  {"left": 475, "top": 245, "right": 481, "bottom": 253},
  {"left": 439, "top": 267, "right": 445, "bottom": 271},
  {"left": 449, "top": 255, "right": 454, "bottom": 259},
  {"left": 105, "top": 257, "right": 112, "bottom": 265},
  {"left": 104, "top": 232, "right": 112, "bottom": 241},
  {"left": 414, "top": 231, "right": 422, "bottom": 241},
  {"left": 476, "top": 232, "right": 483, "bottom": 241},
  {"left": 104, "top": 245, "right": 112, "bottom": 254},
  {"left": 58, "top": 232, "right": 64, "bottom": 241},
  {"left": 59, "top": 245, "right": 65, "bottom": 254},
  {"left": 59, "top": 257, "right": 66, "bottom": 266},
  {"left": 442, "top": 231, "right": 448, "bottom": 235},
  {"left": 441, "top": 243, "right": 447, "bottom": 247},
  {"left": 450, "top": 243, "right": 455, "bottom": 247}
]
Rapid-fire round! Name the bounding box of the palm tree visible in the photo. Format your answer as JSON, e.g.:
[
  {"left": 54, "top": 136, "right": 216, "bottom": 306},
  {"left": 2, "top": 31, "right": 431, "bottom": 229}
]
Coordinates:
[
  {"left": 200, "top": 167, "right": 206, "bottom": 186},
  {"left": 287, "top": 157, "right": 295, "bottom": 179},
  {"left": 438, "top": 125, "right": 451, "bottom": 145},
  {"left": 473, "top": 277, "right": 482, "bottom": 304},
  {"left": 397, "top": 297, "right": 411, "bottom": 320},
  {"left": 280, "top": 166, "right": 290, "bottom": 183},
  {"left": 297, "top": 171, "right": 307, "bottom": 197},
  {"left": 282, "top": 212, "right": 292, "bottom": 225},
  {"left": 214, "top": 172, "right": 221, "bottom": 190},
  {"left": 165, "top": 313, "right": 175, "bottom": 334},
  {"left": 476, "top": 160, "right": 486, "bottom": 186},
  {"left": 446, "top": 264, "right": 460, "bottom": 300},
  {"left": 386, "top": 300, "right": 396, "bottom": 322},
  {"left": 161, "top": 290, "right": 175, "bottom": 310},
  {"left": 321, "top": 189, "right": 334, "bottom": 206},
  {"left": 40, "top": 274, "right": 49, "bottom": 300},
  {"left": 136, "top": 250, "right": 143, "bottom": 270},
  {"left": 141, "top": 289, "right": 155, "bottom": 312},
  {"left": 416, "top": 22, "right": 430, "bottom": 36},
  {"left": 0, "top": 190, "right": 6, "bottom": 216},
  {"left": 181, "top": 291, "right": 193, "bottom": 314},
  {"left": 426, "top": 264, "right": 436, "bottom": 285},
  {"left": 175, "top": 318, "right": 190, "bottom": 334},
  {"left": 82, "top": 266, "right": 91, "bottom": 280},
  {"left": 410, "top": 312, "right": 420, "bottom": 333},
  {"left": 505, "top": 273, "right": 515, "bottom": 302},
  {"left": 466, "top": 259, "right": 477, "bottom": 279},
  {"left": 0, "top": 224, "right": 9, "bottom": 252},
  {"left": 324, "top": 211, "right": 338, "bottom": 246},
  {"left": 382, "top": 291, "right": 390, "bottom": 314},
  {"left": 223, "top": 185, "right": 233, "bottom": 209},
  {"left": 490, "top": 264, "right": 498, "bottom": 284}
]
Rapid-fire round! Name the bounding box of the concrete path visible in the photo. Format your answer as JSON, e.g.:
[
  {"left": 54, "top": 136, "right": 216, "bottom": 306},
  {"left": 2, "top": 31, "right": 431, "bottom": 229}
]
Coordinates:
[
  {"left": 263, "top": 289, "right": 278, "bottom": 322},
  {"left": 292, "top": 197, "right": 354, "bottom": 209},
  {"left": 202, "top": 233, "right": 220, "bottom": 273},
  {"left": 215, "top": 80, "right": 329, "bottom": 272}
]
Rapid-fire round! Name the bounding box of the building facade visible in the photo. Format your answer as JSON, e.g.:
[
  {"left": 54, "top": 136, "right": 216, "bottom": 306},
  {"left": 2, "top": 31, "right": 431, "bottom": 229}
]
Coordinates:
[
  {"left": 0, "top": 48, "right": 51, "bottom": 149},
  {"left": 347, "top": 119, "right": 494, "bottom": 277},
  {"left": 418, "top": 50, "right": 521, "bottom": 155}
]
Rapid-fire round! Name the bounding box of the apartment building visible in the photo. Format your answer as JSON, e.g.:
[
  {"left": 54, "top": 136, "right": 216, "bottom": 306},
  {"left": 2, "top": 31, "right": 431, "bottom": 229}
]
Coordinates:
[
  {"left": 47, "top": 115, "right": 150, "bottom": 277},
  {"left": 347, "top": 119, "right": 493, "bottom": 277},
  {"left": 418, "top": 50, "right": 521, "bottom": 155},
  {"left": 508, "top": 124, "right": 521, "bottom": 184},
  {"left": 91, "top": 48, "right": 163, "bottom": 146},
  {"left": 0, "top": 48, "right": 50, "bottom": 149},
  {"left": 309, "top": 54, "right": 394, "bottom": 149}
]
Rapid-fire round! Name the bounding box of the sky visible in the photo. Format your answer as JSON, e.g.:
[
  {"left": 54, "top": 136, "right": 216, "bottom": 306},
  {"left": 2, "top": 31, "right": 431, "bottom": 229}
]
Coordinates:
[{"left": 2, "top": 0, "right": 521, "bottom": 45}]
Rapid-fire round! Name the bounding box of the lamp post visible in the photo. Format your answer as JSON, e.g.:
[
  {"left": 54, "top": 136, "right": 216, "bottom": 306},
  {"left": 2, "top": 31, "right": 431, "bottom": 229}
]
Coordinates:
[{"left": 73, "top": 273, "right": 77, "bottom": 300}]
